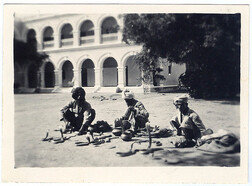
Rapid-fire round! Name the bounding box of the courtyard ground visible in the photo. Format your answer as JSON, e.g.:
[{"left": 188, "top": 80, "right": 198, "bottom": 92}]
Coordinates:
[{"left": 14, "top": 92, "right": 240, "bottom": 167}]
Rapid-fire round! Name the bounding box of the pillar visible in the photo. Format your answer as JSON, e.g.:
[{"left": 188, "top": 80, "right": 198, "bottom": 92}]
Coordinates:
[
  {"left": 73, "top": 31, "right": 80, "bottom": 46},
  {"left": 118, "top": 24, "right": 123, "bottom": 43},
  {"left": 17, "top": 71, "right": 25, "bottom": 87},
  {"left": 73, "top": 68, "right": 81, "bottom": 87},
  {"left": 54, "top": 70, "right": 59, "bottom": 87},
  {"left": 94, "top": 27, "right": 101, "bottom": 44},
  {"left": 94, "top": 68, "right": 101, "bottom": 87},
  {"left": 54, "top": 69, "right": 62, "bottom": 87},
  {"left": 24, "top": 68, "right": 29, "bottom": 88},
  {"left": 117, "top": 67, "right": 124, "bottom": 88},
  {"left": 40, "top": 68, "right": 45, "bottom": 88},
  {"left": 36, "top": 34, "right": 43, "bottom": 50},
  {"left": 54, "top": 34, "right": 61, "bottom": 48}
]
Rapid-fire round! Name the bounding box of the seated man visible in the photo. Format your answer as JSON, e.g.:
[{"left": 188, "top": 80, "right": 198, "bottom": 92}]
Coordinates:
[
  {"left": 114, "top": 89, "right": 149, "bottom": 133},
  {"left": 170, "top": 95, "right": 207, "bottom": 146},
  {"left": 60, "top": 87, "right": 96, "bottom": 135}
]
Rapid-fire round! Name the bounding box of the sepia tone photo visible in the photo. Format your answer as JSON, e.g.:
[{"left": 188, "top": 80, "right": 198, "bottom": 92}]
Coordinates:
[{"left": 2, "top": 4, "right": 250, "bottom": 184}]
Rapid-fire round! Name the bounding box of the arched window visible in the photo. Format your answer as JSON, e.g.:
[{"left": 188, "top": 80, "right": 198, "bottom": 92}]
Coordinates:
[
  {"left": 80, "top": 20, "right": 94, "bottom": 37},
  {"left": 80, "top": 20, "right": 95, "bottom": 45},
  {"left": 101, "top": 17, "right": 119, "bottom": 43},
  {"left": 43, "top": 27, "right": 54, "bottom": 41},
  {"left": 61, "top": 24, "right": 73, "bottom": 47},
  {"left": 27, "top": 29, "right": 37, "bottom": 45},
  {"left": 43, "top": 27, "right": 54, "bottom": 48},
  {"left": 101, "top": 17, "right": 118, "bottom": 34},
  {"left": 27, "top": 29, "right": 37, "bottom": 50},
  {"left": 61, "top": 24, "right": 73, "bottom": 39}
]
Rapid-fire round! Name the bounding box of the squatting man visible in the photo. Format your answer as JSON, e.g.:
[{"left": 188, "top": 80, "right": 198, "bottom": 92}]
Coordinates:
[
  {"left": 60, "top": 87, "right": 211, "bottom": 147},
  {"left": 60, "top": 87, "right": 96, "bottom": 135},
  {"left": 170, "top": 95, "right": 212, "bottom": 147}
]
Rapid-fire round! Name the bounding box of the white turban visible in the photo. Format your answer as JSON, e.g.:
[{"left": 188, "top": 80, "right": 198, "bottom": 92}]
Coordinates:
[
  {"left": 173, "top": 95, "right": 188, "bottom": 105},
  {"left": 122, "top": 89, "right": 135, "bottom": 100}
]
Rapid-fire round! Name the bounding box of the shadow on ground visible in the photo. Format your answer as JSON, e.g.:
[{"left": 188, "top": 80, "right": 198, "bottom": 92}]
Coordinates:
[{"left": 152, "top": 148, "right": 240, "bottom": 166}]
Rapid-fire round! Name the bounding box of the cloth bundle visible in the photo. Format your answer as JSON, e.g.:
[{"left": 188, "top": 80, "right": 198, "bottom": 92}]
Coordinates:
[
  {"left": 198, "top": 129, "right": 240, "bottom": 153},
  {"left": 90, "top": 120, "right": 112, "bottom": 133}
]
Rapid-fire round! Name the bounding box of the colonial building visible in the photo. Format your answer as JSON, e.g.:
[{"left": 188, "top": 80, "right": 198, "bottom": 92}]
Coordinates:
[{"left": 14, "top": 13, "right": 186, "bottom": 93}]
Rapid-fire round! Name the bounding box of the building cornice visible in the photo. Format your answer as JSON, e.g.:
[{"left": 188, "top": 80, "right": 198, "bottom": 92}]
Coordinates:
[
  {"left": 22, "top": 14, "right": 79, "bottom": 23},
  {"left": 39, "top": 43, "right": 141, "bottom": 54}
]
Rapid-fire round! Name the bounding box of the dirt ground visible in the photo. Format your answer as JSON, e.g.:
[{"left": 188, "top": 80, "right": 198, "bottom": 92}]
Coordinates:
[{"left": 14, "top": 92, "right": 240, "bottom": 167}]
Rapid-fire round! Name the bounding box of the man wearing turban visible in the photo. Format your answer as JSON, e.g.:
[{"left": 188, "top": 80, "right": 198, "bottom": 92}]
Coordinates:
[
  {"left": 114, "top": 89, "right": 149, "bottom": 133},
  {"left": 60, "top": 87, "right": 96, "bottom": 135},
  {"left": 170, "top": 95, "right": 206, "bottom": 146}
]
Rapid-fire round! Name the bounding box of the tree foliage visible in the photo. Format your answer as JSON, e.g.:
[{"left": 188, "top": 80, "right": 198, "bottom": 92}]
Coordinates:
[
  {"left": 133, "top": 47, "right": 165, "bottom": 86},
  {"left": 123, "top": 14, "right": 240, "bottom": 99},
  {"left": 14, "top": 38, "right": 49, "bottom": 70},
  {"left": 14, "top": 38, "right": 49, "bottom": 90}
]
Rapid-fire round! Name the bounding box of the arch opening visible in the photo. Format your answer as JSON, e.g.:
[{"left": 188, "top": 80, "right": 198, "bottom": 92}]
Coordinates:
[
  {"left": 27, "top": 29, "right": 36, "bottom": 43},
  {"left": 81, "top": 59, "right": 95, "bottom": 87},
  {"left": 14, "top": 63, "right": 24, "bottom": 89},
  {"left": 28, "top": 63, "right": 37, "bottom": 88},
  {"left": 103, "top": 57, "right": 118, "bottom": 87},
  {"left": 62, "top": 60, "right": 74, "bottom": 87},
  {"left": 125, "top": 56, "right": 142, "bottom": 86},
  {"left": 43, "top": 27, "right": 54, "bottom": 48},
  {"left": 44, "top": 62, "right": 55, "bottom": 87},
  {"left": 27, "top": 29, "right": 37, "bottom": 49}
]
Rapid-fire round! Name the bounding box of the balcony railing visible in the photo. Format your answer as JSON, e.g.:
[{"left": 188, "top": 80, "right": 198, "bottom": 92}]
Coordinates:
[
  {"left": 101, "top": 33, "right": 118, "bottom": 43},
  {"left": 42, "top": 33, "right": 121, "bottom": 50},
  {"left": 80, "top": 36, "right": 95, "bottom": 45},
  {"left": 43, "top": 40, "right": 54, "bottom": 48},
  {"left": 61, "top": 38, "right": 73, "bottom": 47}
]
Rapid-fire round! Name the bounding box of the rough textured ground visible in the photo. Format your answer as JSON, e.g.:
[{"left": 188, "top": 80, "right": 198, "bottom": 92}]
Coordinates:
[{"left": 14, "top": 92, "right": 240, "bottom": 167}]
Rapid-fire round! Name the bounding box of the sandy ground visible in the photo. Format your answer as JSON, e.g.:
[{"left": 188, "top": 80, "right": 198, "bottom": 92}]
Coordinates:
[{"left": 14, "top": 92, "right": 240, "bottom": 167}]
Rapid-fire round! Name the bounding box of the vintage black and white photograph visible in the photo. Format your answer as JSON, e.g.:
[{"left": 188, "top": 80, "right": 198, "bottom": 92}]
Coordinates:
[{"left": 2, "top": 3, "right": 250, "bottom": 184}]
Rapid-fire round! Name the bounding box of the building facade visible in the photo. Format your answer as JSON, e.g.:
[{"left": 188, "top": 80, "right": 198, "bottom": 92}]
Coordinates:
[{"left": 14, "top": 14, "right": 186, "bottom": 92}]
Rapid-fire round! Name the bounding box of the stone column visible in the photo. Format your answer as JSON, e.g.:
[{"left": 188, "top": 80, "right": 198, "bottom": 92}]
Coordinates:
[
  {"left": 94, "top": 68, "right": 102, "bottom": 87},
  {"left": 117, "top": 67, "right": 124, "bottom": 88},
  {"left": 73, "top": 31, "right": 80, "bottom": 46},
  {"left": 24, "top": 71, "right": 29, "bottom": 88},
  {"left": 117, "top": 24, "right": 123, "bottom": 43},
  {"left": 94, "top": 27, "right": 101, "bottom": 44},
  {"left": 40, "top": 68, "right": 45, "bottom": 88},
  {"left": 73, "top": 68, "right": 81, "bottom": 87},
  {"left": 54, "top": 70, "right": 59, "bottom": 87},
  {"left": 17, "top": 71, "right": 25, "bottom": 87},
  {"left": 55, "top": 69, "right": 62, "bottom": 87},
  {"left": 54, "top": 34, "right": 61, "bottom": 48},
  {"left": 36, "top": 34, "right": 43, "bottom": 50}
]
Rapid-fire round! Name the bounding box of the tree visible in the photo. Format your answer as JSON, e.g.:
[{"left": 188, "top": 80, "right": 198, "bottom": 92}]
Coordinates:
[
  {"left": 133, "top": 47, "right": 165, "bottom": 86},
  {"left": 123, "top": 14, "right": 240, "bottom": 99},
  {"left": 14, "top": 38, "right": 49, "bottom": 92}
]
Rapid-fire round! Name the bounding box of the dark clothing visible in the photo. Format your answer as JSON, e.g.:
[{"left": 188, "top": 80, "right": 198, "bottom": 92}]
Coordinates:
[
  {"left": 115, "top": 99, "right": 149, "bottom": 132},
  {"left": 61, "top": 99, "right": 95, "bottom": 133},
  {"left": 170, "top": 108, "right": 206, "bottom": 140}
]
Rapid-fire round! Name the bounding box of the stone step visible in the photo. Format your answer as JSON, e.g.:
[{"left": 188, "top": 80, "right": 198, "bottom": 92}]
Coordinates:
[
  {"left": 52, "top": 87, "right": 96, "bottom": 93},
  {"left": 15, "top": 87, "right": 55, "bottom": 93},
  {"left": 97, "top": 87, "right": 118, "bottom": 93},
  {"left": 17, "top": 88, "right": 36, "bottom": 93},
  {"left": 39, "top": 88, "right": 55, "bottom": 93},
  {"left": 15, "top": 85, "right": 182, "bottom": 94}
]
